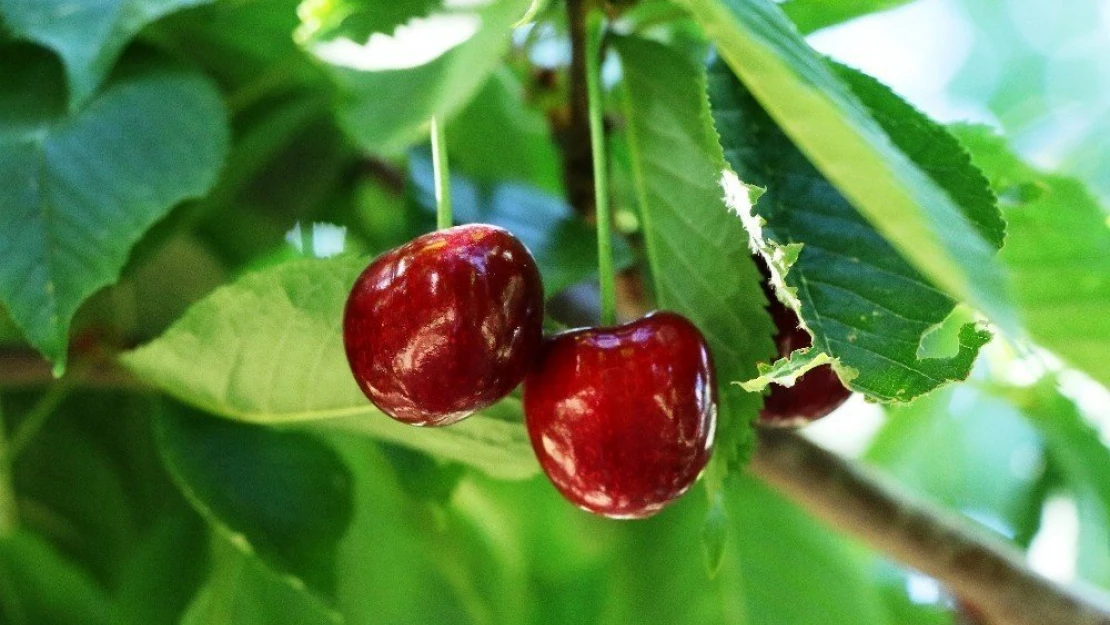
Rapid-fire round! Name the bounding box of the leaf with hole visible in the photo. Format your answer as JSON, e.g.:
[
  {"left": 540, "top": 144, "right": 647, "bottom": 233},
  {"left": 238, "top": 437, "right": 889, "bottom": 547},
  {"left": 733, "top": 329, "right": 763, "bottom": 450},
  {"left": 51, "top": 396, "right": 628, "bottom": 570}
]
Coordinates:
[
  {"left": 673, "top": 0, "right": 1013, "bottom": 330},
  {"left": 709, "top": 58, "right": 994, "bottom": 401}
]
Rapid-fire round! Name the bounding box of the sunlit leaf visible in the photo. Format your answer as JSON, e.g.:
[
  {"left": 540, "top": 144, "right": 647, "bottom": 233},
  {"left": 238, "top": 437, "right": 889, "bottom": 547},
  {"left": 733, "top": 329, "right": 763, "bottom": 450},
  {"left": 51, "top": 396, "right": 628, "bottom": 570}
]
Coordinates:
[{"left": 122, "top": 257, "right": 538, "bottom": 479}]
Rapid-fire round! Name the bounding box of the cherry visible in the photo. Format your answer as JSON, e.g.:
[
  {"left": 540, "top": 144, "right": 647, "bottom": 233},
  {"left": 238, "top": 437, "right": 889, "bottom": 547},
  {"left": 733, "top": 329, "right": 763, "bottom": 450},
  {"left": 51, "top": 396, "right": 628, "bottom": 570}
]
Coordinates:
[
  {"left": 754, "top": 260, "right": 852, "bottom": 427},
  {"left": 523, "top": 311, "right": 716, "bottom": 519},
  {"left": 343, "top": 224, "right": 544, "bottom": 426}
]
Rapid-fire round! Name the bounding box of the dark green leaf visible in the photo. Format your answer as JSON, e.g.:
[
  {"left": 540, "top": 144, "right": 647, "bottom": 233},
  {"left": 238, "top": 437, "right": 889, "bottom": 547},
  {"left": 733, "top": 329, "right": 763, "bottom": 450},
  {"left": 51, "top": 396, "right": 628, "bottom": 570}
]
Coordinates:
[
  {"left": 671, "top": 0, "right": 1014, "bottom": 329},
  {"left": 952, "top": 125, "right": 1110, "bottom": 388},
  {"left": 156, "top": 404, "right": 354, "bottom": 600},
  {"left": 709, "top": 58, "right": 993, "bottom": 401},
  {"left": 614, "top": 35, "right": 776, "bottom": 470},
  {"left": 0, "top": 531, "right": 117, "bottom": 625},
  {"left": 122, "top": 257, "right": 539, "bottom": 479},
  {"left": 0, "top": 0, "right": 213, "bottom": 108},
  {"left": 0, "top": 52, "right": 229, "bottom": 372},
  {"left": 180, "top": 539, "right": 340, "bottom": 625},
  {"left": 113, "top": 512, "right": 210, "bottom": 625},
  {"left": 302, "top": 0, "right": 530, "bottom": 155}
]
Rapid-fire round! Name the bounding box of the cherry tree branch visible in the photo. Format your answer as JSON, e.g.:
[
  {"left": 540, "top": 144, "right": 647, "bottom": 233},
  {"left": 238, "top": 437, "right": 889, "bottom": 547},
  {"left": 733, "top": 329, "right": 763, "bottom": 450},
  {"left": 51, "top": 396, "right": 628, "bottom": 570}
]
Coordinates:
[{"left": 751, "top": 428, "right": 1110, "bottom": 625}]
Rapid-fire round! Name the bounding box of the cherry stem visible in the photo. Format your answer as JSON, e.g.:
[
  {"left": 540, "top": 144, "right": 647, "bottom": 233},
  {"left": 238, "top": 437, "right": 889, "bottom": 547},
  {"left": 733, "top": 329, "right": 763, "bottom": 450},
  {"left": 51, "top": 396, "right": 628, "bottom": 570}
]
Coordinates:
[
  {"left": 430, "top": 115, "right": 453, "bottom": 230},
  {"left": 585, "top": 9, "right": 615, "bottom": 326}
]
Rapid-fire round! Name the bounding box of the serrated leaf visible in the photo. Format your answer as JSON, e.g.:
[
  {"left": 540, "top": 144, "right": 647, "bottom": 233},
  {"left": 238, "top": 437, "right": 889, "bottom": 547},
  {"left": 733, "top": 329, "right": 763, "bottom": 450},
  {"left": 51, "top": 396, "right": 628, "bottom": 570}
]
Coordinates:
[
  {"left": 0, "top": 53, "right": 228, "bottom": 372},
  {"left": 672, "top": 0, "right": 1014, "bottom": 330},
  {"left": 781, "top": 0, "right": 916, "bottom": 34},
  {"left": 831, "top": 64, "right": 1004, "bottom": 250},
  {"left": 709, "top": 58, "right": 994, "bottom": 401},
  {"left": 952, "top": 125, "right": 1110, "bottom": 389},
  {"left": 614, "top": 36, "right": 777, "bottom": 469},
  {"left": 0, "top": 0, "right": 213, "bottom": 109},
  {"left": 156, "top": 404, "right": 353, "bottom": 602},
  {"left": 739, "top": 348, "right": 842, "bottom": 392},
  {"left": 301, "top": 0, "right": 529, "bottom": 155},
  {"left": 121, "top": 257, "right": 539, "bottom": 479},
  {"left": 296, "top": 0, "right": 440, "bottom": 44}
]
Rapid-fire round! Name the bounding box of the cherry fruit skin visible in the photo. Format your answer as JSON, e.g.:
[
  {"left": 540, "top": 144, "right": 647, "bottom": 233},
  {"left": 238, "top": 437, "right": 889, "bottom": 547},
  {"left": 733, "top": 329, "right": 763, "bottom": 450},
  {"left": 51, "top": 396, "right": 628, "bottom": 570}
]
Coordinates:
[
  {"left": 343, "top": 224, "right": 544, "bottom": 426},
  {"left": 523, "top": 311, "right": 717, "bottom": 519},
  {"left": 758, "top": 278, "right": 852, "bottom": 427}
]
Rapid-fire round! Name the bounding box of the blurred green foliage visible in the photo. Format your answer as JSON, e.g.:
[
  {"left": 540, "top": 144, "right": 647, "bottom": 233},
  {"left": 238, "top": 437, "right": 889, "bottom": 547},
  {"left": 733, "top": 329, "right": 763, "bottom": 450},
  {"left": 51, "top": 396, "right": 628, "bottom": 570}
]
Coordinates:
[{"left": 0, "top": 0, "right": 1107, "bottom": 624}]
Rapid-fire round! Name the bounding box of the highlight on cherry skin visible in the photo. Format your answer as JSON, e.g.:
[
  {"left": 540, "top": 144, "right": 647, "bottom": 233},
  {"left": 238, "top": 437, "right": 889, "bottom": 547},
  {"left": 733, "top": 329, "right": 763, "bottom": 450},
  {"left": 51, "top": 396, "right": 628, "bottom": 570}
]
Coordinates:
[
  {"left": 755, "top": 263, "right": 852, "bottom": 427},
  {"left": 343, "top": 224, "right": 545, "bottom": 426},
  {"left": 523, "top": 311, "right": 717, "bottom": 519}
]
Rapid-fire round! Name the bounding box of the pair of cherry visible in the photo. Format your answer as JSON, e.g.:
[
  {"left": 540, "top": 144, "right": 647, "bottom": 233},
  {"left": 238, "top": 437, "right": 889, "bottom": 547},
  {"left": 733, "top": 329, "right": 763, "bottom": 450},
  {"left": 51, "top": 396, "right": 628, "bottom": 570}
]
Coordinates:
[{"left": 343, "top": 224, "right": 848, "bottom": 519}]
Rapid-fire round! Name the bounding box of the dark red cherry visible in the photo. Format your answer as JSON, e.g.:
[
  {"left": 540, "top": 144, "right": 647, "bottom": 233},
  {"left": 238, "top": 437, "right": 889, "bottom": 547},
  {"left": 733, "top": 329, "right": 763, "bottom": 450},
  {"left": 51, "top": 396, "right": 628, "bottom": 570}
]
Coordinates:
[
  {"left": 523, "top": 311, "right": 716, "bottom": 519},
  {"left": 343, "top": 224, "right": 544, "bottom": 426},
  {"left": 755, "top": 260, "right": 852, "bottom": 427}
]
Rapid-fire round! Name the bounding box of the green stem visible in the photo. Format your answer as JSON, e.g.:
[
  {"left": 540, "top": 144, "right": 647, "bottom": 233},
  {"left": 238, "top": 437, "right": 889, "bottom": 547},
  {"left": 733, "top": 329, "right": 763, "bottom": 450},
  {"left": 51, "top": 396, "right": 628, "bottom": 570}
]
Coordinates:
[
  {"left": 5, "top": 365, "right": 82, "bottom": 462},
  {"left": 0, "top": 397, "right": 18, "bottom": 536},
  {"left": 585, "top": 9, "right": 616, "bottom": 326},
  {"left": 431, "top": 116, "right": 453, "bottom": 230}
]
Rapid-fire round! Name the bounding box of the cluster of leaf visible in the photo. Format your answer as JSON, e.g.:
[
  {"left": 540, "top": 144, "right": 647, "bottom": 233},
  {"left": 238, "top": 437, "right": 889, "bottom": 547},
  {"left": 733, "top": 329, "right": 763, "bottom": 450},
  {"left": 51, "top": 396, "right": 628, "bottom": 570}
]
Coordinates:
[{"left": 0, "top": 0, "right": 1108, "bottom": 623}]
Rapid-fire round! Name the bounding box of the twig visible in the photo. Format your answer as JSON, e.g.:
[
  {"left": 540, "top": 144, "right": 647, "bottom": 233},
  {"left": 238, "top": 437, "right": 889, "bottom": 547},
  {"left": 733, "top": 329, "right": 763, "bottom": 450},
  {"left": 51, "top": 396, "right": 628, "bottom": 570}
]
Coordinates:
[
  {"left": 751, "top": 428, "right": 1110, "bottom": 625},
  {"left": 0, "top": 349, "right": 142, "bottom": 390}
]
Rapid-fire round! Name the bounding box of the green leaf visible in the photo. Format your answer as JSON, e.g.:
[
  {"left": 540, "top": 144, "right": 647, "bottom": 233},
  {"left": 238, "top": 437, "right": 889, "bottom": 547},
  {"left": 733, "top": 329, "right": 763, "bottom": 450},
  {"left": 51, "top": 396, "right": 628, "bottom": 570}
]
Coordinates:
[
  {"left": 952, "top": 125, "right": 1110, "bottom": 388},
  {"left": 0, "top": 0, "right": 213, "bottom": 108},
  {"left": 726, "top": 477, "right": 892, "bottom": 625},
  {"left": 781, "top": 0, "right": 916, "bottom": 34},
  {"left": 113, "top": 512, "right": 210, "bottom": 625},
  {"left": 181, "top": 538, "right": 340, "bottom": 625},
  {"left": 867, "top": 387, "right": 1049, "bottom": 546},
  {"left": 738, "top": 348, "right": 842, "bottom": 392},
  {"left": 156, "top": 404, "right": 354, "bottom": 600},
  {"left": 0, "top": 52, "right": 229, "bottom": 372},
  {"left": 446, "top": 67, "right": 564, "bottom": 194},
  {"left": 327, "top": 437, "right": 530, "bottom": 625},
  {"left": 997, "top": 379, "right": 1110, "bottom": 586},
  {"left": 121, "top": 257, "right": 539, "bottom": 479},
  {"left": 614, "top": 35, "right": 777, "bottom": 469},
  {"left": 600, "top": 476, "right": 892, "bottom": 625},
  {"left": 672, "top": 0, "right": 1014, "bottom": 330},
  {"left": 709, "top": 58, "right": 993, "bottom": 401},
  {"left": 0, "top": 531, "right": 118, "bottom": 625},
  {"left": 296, "top": 0, "right": 440, "bottom": 45},
  {"left": 301, "top": 0, "right": 530, "bottom": 155},
  {"left": 831, "top": 64, "right": 1004, "bottom": 251}
]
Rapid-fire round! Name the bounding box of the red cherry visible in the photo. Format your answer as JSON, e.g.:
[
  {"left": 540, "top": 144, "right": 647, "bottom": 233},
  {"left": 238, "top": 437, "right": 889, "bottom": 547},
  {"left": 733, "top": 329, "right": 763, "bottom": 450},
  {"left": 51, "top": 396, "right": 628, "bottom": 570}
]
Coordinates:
[
  {"left": 523, "top": 311, "right": 717, "bottom": 519},
  {"left": 755, "top": 262, "right": 851, "bottom": 427},
  {"left": 343, "top": 224, "right": 544, "bottom": 426}
]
